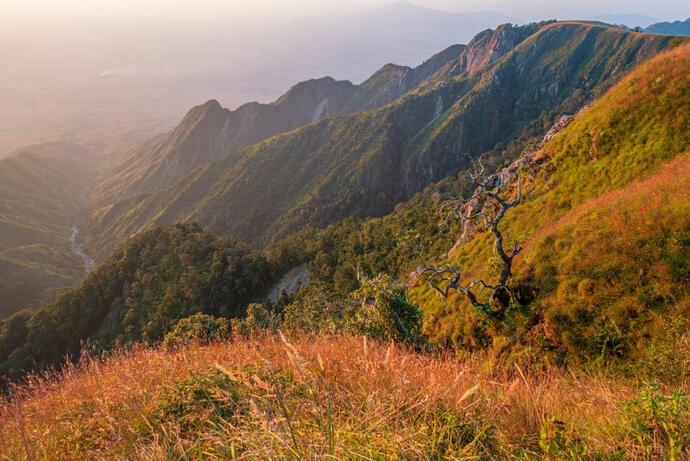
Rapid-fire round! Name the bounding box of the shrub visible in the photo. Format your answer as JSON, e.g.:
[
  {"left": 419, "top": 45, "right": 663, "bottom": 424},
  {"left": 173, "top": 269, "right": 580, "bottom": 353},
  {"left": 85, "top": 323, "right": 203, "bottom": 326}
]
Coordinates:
[
  {"left": 280, "top": 281, "right": 357, "bottom": 335},
  {"left": 351, "top": 274, "right": 426, "bottom": 345},
  {"left": 154, "top": 368, "right": 248, "bottom": 432},
  {"left": 231, "top": 303, "right": 273, "bottom": 335},
  {"left": 163, "top": 313, "right": 230, "bottom": 348},
  {"left": 623, "top": 382, "right": 690, "bottom": 459}
]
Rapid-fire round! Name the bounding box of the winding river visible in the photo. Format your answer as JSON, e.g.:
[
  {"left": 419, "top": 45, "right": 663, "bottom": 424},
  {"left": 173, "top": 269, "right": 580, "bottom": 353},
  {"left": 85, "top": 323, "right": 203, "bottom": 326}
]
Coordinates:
[{"left": 69, "top": 227, "right": 97, "bottom": 273}]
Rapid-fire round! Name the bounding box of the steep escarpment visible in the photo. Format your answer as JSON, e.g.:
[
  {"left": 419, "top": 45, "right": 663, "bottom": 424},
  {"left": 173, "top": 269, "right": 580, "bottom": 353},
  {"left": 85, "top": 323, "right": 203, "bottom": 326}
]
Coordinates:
[{"left": 85, "top": 22, "right": 677, "bottom": 259}]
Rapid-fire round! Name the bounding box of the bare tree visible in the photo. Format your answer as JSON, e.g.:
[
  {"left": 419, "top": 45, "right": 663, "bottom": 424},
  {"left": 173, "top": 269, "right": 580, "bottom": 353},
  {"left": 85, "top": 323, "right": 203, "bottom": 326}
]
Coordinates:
[{"left": 420, "top": 162, "right": 522, "bottom": 316}]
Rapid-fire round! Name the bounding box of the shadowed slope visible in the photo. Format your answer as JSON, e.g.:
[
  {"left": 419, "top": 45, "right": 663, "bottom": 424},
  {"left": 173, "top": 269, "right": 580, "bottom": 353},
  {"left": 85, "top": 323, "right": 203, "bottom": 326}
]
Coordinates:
[{"left": 86, "top": 22, "right": 677, "bottom": 259}]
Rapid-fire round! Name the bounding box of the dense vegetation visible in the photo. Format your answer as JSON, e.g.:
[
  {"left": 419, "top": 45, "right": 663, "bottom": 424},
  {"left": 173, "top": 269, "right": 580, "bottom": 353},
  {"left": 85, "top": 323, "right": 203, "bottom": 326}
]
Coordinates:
[{"left": 0, "top": 224, "right": 277, "bottom": 381}]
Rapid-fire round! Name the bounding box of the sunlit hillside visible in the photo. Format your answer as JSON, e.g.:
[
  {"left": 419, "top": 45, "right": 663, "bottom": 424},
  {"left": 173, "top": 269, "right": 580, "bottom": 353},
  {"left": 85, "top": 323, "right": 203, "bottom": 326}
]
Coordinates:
[{"left": 0, "top": 3, "right": 688, "bottom": 460}]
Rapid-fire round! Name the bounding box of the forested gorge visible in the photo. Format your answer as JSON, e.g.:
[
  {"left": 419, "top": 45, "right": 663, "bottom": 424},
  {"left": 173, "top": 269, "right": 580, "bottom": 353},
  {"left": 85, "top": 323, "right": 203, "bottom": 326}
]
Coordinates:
[{"left": 0, "top": 224, "right": 277, "bottom": 380}]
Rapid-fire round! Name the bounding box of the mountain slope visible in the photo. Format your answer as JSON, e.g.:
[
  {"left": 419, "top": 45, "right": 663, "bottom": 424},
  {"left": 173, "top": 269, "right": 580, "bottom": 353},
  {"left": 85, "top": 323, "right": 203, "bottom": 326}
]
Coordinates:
[
  {"left": 86, "top": 22, "right": 678, "bottom": 258},
  {"left": 412, "top": 41, "right": 690, "bottom": 357},
  {"left": 0, "top": 152, "right": 95, "bottom": 318},
  {"left": 1, "top": 36, "right": 688, "bottom": 398},
  {"left": 91, "top": 44, "right": 466, "bottom": 209}
]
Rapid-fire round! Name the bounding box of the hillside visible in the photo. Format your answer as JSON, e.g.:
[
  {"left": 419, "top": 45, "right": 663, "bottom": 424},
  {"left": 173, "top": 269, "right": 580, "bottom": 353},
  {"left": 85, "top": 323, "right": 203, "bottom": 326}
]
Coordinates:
[
  {"left": 85, "top": 22, "right": 678, "bottom": 260},
  {"left": 0, "top": 223, "right": 278, "bottom": 380},
  {"left": 3, "top": 33, "right": 688, "bottom": 382},
  {"left": 0, "top": 152, "right": 95, "bottom": 318},
  {"left": 1, "top": 334, "right": 688, "bottom": 459},
  {"left": 411, "top": 40, "right": 689, "bottom": 359},
  {"left": 0, "top": 27, "right": 688, "bottom": 461},
  {"left": 90, "top": 44, "right": 466, "bottom": 209}
]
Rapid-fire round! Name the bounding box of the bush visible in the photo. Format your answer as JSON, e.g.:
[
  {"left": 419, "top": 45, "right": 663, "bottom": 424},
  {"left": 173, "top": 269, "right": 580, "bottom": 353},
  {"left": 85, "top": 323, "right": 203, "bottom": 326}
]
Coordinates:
[
  {"left": 623, "top": 382, "right": 690, "bottom": 459},
  {"left": 154, "top": 368, "right": 248, "bottom": 433},
  {"left": 231, "top": 303, "right": 273, "bottom": 335},
  {"left": 163, "top": 313, "right": 230, "bottom": 348},
  {"left": 280, "top": 281, "right": 356, "bottom": 335},
  {"left": 351, "top": 274, "right": 426, "bottom": 345},
  {"left": 269, "top": 275, "right": 425, "bottom": 345}
]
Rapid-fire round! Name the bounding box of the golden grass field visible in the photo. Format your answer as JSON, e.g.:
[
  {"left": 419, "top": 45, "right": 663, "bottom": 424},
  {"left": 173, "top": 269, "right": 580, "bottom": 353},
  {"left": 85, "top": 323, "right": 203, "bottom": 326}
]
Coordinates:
[{"left": 1, "top": 334, "right": 687, "bottom": 459}]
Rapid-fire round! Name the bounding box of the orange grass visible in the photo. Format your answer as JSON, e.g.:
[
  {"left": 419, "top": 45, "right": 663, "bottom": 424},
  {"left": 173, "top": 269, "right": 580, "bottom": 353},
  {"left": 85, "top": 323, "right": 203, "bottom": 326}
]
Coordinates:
[{"left": 0, "top": 334, "right": 685, "bottom": 459}]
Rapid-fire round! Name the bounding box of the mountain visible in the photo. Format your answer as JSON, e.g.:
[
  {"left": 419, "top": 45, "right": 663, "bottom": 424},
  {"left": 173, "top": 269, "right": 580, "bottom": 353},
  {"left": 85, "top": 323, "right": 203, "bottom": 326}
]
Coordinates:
[
  {"left": 413, "top": 40, "right": 690, "bottom": 355},
  {"left": 8, "top": 141, "right": 92, "bottom": 162},
  {"left": 595, "top": 13, "right": 659, "bottom": 28},
  {"left": 0, "top": 44, "right": 688, "bottom": 459},
  {"left": 0, "top": 4, "right": 511, "bottom": 157},
  {"left": 645, "top": 18, "right": 690, "bottom": 35},
  {"left": 90, "top": 44, "right": 466, "bottom": 208},
  {"left": 0, "top": 152, "right": 95, "bottom": 318},
  {"left": 85, "top": 21, "right": 678, "bottom": 260}
]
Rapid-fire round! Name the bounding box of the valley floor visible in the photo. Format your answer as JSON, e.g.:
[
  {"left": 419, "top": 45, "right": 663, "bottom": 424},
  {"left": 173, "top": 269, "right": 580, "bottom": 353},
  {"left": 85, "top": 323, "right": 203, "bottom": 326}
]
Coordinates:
[{"left": 0, "top": 334, "right": 687, "bottom": 459}]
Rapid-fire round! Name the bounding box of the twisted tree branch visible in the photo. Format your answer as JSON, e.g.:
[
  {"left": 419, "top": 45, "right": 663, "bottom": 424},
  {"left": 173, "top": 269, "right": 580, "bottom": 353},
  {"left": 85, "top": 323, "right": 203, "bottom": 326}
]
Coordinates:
[{"left": 422, "top": 163, "right": 523, "bottom": 316}]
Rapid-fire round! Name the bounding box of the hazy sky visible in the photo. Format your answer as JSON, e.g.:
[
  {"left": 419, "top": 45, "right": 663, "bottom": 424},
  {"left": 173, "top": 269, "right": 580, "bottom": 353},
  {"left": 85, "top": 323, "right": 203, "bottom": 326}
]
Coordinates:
[{"left": 2, "top": 0, "right": 688, "bottom": 22}]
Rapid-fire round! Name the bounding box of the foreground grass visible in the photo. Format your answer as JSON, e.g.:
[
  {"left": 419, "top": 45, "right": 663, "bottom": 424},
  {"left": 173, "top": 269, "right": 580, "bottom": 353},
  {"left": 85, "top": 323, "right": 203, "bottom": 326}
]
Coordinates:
[{"left": 0, "top": 334, "right": 687, "bottom": 459}]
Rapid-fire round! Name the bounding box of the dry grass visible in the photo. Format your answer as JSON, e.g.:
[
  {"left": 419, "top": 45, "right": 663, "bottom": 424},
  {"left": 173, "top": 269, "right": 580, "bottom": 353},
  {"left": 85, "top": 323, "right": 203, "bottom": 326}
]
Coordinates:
[{"left": 0, "top": 334, "right": 686, "bottom": 460}]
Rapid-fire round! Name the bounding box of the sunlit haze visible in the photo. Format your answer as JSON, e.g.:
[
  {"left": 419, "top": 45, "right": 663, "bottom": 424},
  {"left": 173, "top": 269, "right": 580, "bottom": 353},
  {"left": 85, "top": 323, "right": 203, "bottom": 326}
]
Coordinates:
[
  {"left": 0, "top": 0, "right": 688, "bottom": 155},
  {"left": 3, "top": 0, "right": 689, "bottom": 21}
]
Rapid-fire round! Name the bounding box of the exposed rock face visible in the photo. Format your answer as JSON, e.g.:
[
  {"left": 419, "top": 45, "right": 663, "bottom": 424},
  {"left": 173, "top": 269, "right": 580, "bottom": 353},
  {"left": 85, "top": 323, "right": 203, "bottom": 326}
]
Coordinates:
[
  {"left": 464, "top": 24, "right": 538, "bottom": 76},
  {"left": 265, "top": 264, "right": 310, "bottom": 304},
  {"left": 414, "top": 22, "right": 548, "bottom": 92},
  {"left": 540, "top": 114, "right": 573, "bottom": 146}
]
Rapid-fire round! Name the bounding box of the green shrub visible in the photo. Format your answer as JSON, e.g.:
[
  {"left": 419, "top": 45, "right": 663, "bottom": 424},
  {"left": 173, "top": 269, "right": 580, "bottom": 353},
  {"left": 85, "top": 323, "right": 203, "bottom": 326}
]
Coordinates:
[
  {"left": 280, "top": 281, "right": 357, "bottom": 335},
  {"left": 154, "top": 368, "right": 248, "bottom": 432},
  {"left": 163, "top": 313, "right": 230, "bottom": 348},
  {"left": 623, "top": 382, "right": 690, "bottom": 459},
  {"left": 351, "top": 274, "right": 426, "bottom": 345},
  {"left": 231, "top": 303, "right": 273, "bottom": 335}
]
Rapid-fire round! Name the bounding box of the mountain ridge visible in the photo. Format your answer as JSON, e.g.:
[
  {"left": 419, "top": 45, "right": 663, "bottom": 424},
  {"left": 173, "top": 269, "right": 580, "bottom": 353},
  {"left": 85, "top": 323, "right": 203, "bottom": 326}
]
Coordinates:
[
  {"left": 90, "top": 43, "right": 468, "bottom": 209},
  {"left": 85, "top": 21, "right": 679, "bottom": 260}
]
